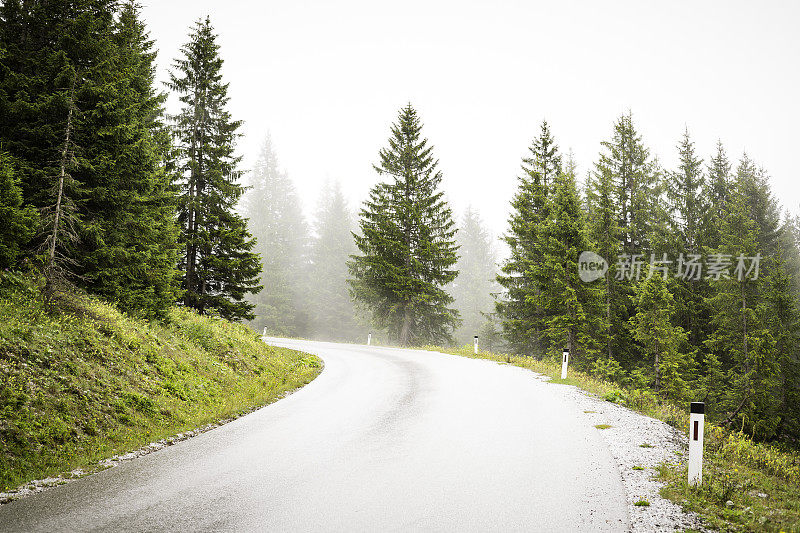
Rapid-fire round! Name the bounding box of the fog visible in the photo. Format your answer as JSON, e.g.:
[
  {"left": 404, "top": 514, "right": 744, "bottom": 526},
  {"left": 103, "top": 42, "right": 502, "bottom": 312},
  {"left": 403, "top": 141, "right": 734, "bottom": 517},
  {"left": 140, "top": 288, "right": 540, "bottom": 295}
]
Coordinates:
[{"left": 141, "top": 0, "right": 800, "bottom": 239}]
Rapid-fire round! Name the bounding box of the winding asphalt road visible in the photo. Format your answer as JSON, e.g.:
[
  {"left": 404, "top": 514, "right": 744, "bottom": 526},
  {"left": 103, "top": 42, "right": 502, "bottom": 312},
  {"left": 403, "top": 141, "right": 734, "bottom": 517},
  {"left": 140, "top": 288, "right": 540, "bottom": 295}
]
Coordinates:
[{"left": 0, "top": 339, "right": 628, "bottom": 532}]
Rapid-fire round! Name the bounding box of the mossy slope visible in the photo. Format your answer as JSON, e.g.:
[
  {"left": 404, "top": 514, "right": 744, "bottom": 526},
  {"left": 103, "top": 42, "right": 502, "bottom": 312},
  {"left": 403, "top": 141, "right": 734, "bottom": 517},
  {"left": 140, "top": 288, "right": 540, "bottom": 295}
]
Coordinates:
[{"left": 0, "top": 274, "right": 321, "bottom": 491}]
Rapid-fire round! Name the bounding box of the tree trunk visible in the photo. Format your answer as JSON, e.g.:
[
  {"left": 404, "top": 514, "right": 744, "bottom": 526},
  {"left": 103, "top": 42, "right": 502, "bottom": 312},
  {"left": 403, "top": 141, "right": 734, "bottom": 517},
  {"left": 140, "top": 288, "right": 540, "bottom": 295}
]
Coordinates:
[
  {"left": 400, "top": 304, "right": 412, "bottom": 346},
  {"left": 45, "top": 75, "right": 77, "bottom": 297},
  {"left": 654, "top": 349, "right": 661, "bottom": 393}
]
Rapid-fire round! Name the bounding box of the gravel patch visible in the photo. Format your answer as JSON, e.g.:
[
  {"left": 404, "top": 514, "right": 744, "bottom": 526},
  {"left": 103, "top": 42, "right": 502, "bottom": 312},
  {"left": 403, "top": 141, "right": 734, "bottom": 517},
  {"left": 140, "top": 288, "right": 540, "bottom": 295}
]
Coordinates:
[{"left": 539, "top": 375, "right": 711, "bottom": 532}]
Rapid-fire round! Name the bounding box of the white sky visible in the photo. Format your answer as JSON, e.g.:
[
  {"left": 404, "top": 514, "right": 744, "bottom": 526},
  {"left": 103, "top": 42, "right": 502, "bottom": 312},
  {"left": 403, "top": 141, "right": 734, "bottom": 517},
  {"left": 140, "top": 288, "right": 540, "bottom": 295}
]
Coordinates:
[{"left": 141, "top": 0, "right": 800, "bottom": 240}]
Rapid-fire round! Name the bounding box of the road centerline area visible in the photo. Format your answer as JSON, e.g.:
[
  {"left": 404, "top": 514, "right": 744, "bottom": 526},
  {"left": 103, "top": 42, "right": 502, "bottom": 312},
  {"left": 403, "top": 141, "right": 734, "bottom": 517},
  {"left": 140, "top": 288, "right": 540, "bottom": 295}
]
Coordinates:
[{"left": 0, "top": 339, "right": 628, "bottom": 532}]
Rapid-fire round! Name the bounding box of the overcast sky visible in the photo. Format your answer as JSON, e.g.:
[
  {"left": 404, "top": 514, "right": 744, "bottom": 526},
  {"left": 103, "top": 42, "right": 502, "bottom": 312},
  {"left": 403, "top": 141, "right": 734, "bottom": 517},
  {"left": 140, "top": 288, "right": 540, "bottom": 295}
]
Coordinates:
[{"left": 141, "top": 0, "right": 799, "bottom": 240}]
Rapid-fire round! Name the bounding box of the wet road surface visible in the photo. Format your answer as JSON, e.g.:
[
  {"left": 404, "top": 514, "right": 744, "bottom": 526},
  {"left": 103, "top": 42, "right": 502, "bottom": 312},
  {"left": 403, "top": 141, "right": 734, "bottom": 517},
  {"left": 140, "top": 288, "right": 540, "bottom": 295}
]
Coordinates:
[{"left": 0, "top": 339, "right": 628, "bottom": 532}]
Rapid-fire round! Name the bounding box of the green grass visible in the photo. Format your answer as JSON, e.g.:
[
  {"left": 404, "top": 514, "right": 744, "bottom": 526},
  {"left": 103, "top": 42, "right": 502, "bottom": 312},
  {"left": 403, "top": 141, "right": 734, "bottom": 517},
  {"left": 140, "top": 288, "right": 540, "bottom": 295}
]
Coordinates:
[
  {"left": 423, "top": 344, "right": 800, "bottom": 532},
  {"left": 0, "top": 274, "right": 322, "bottom": 492},
  {"left": 656, "top": 427, "right": 800, "bottom": 532},
  {"left": 632, "top": 466, "right": 645, "bottom": 470},
  {"left": 595, "top": 424, "right": 612, "bottom": 430},
  {"left": 634, "top": 499, "right": 650, "bottom": 507}
]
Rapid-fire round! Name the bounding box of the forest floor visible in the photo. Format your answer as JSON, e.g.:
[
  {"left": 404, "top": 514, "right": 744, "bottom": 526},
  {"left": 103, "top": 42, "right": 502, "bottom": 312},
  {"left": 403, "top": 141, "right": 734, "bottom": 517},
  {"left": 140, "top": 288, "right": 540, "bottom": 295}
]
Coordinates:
[
  {"left": 425, "top": 345, "right": 800, "bottom": 533},
  {"left": 0, "top": 273, "right": 322, "bottom": 497}
]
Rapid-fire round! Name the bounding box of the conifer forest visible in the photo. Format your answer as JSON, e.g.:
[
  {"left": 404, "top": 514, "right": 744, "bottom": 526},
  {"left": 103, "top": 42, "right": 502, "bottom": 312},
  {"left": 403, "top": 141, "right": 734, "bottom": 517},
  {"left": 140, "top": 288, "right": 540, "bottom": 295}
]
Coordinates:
[{"left": 1, "top": 0, "right": 798, "bottom": 448}]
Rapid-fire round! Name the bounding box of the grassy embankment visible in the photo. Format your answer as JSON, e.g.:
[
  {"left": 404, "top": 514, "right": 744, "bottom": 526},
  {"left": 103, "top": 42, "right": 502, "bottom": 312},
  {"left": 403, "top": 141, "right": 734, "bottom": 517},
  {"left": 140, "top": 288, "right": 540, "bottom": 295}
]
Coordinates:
[
  {"left": 0, "top": 273, "right": 322, "bottom": 492},
  {"left": 426, "top": 344, "right": 800, "bottom": 533}
]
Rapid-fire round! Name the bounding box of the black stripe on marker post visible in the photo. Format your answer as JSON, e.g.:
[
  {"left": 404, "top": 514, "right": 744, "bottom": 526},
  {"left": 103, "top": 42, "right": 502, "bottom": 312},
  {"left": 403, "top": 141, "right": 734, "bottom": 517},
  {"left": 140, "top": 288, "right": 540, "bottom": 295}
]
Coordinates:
[{"left": 690, "top": 402, "right": 705, "bottom": 414}]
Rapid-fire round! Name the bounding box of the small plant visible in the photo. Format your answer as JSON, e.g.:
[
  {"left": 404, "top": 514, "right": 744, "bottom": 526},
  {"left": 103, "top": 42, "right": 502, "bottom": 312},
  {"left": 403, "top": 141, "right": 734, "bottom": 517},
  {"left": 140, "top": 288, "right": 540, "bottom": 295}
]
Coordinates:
[
  {"left": 603, "top": 389, "right": 626, "bottom": 404},
  {"left": 632, "top": 466, "right": 645, "bottom": 470},
  {"left": 594, "top": 424, "right": 612, "bottom": 430},
  {"left": 634, "top": 499, "right": 650, "bottom": 506},
  {"left": 584, "top": 410, "right": 597, "bottom": 413},
  {"left": 640, "top": 443, "right": 654, "bottom": 448}
]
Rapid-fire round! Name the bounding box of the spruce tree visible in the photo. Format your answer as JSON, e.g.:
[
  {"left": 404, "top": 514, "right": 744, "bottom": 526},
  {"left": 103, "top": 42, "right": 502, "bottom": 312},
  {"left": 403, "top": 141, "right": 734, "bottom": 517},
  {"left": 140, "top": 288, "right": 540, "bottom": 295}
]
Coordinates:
[
  {"left": 497, "top": 120, "right": 562, "bottom": 354},
  {"left": 600, "top": 113, "right": 658, "bottom": 253},
  {"left": 630, "top": 273, "right": 689, "bottom": 399},
  {"left": 705, "top": 189, "right": 779, "bottom": 437},
  {"left": 0, "top": 0, "right": 118, "bottom": 291},
  {"left": 762, "top": 245, "right": 800, "bottom": 439},
  {"left": 309, "top": 181, "right": 359, "bottom": 341},
  {"left": 532, "top": 160, "right": 605, "bottom": 362},
  {"left": 586, "top": 152, "right": 622, "bottom": 362},
  {"left": 243, "top": 134, "right": 310, "bottom": 335},
  {"left": 449, "top": 207, "right": 499, "bottom": 345},
  {"left": 0, "top": 152, "right": 37, "bottom": 270},
  {"left": 349, "top": 104, "right": 459, "bottom": 346},
  {"left": 75, "top": 0, "right": 179, "bottom": 319},
  {"left": 701, "top": 141, "right": 731, "bottom": 250},
  {"left": 669, "top": 129, "right": 706, "bottom": 252},
  {"left": 667, "top": 129, "right": 708, "bottom": 363},
  {"left": 168, "top": 17, "right": 261, "bottom": 320}
]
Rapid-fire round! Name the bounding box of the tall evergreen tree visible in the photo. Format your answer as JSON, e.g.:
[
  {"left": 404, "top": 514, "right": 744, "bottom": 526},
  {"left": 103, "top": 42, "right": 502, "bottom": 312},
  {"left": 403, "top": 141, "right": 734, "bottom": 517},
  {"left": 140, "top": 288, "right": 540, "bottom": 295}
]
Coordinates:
[
  {"left": 669, "top": 129, "right": 706, "bottom": 252},
  {"left": 0, "top": 152, "right": 37, "bottom": 270},
  {"left": 630, "top": 273, "right": 689, "bottom": 399},
  {"left": 588, "top": 113, "right": 661, "bottom": 366},
  {"left": 168, "top": 17, "right": 261, "bottom": 320},
  {"left": 0, "top": 0, "right": 117, "bottom": 291},
  {"left": 586, "top": 150, "right": 622, "bottom": 362},
  {"left": 705, "top": 189, "right": 780, "bottom": 438},
  {"left": 0, "top": 1, "right": 179, "bottom": 315},
  {"left": 75, "top": 0, "right": 179, "bottom": 319},
  {"left": 701, "top": 141, "right": 731, "bottom": 250},
  {"left": 349, "top": 104, "right": 459, "bottom": 346},
  {"left": 243, "top": 134, "right": 310, "bottom": 336},
  {"left": 497, "top": 120, "right": 562, "bottom": 354},
  {"left": 309, "top": 181, "right": 359, "bottom": 341},
  {"left": 667, "top": 130, "right": 708, "bottom": 358},
  {"left": 449, "top": 207, "right": 499, "bottom": 346},
  {"left": 532, "top": 160, "right": 605, "bottom": 362},
  {"left": 600, "top": 112, "right": 658, "bottom": 253}
]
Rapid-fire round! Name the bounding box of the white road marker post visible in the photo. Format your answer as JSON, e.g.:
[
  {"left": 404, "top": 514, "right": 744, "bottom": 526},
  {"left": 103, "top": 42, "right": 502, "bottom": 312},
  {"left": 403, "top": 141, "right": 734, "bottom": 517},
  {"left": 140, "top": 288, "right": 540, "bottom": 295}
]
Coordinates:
[
  {"left": 561, "top": 347, "right": 569, "bottom": 380},
  {"left": 473, "top": 335, "right": 479, "bottom": 354},
  {"left": 367, "top": 333, "right": 372, "bottom": 346},
  {"left": 262, "top": 327, "right": 267, "bottom": 338},
  {"left": 688, "top": 402, "right": 705, "bottom": 486}
]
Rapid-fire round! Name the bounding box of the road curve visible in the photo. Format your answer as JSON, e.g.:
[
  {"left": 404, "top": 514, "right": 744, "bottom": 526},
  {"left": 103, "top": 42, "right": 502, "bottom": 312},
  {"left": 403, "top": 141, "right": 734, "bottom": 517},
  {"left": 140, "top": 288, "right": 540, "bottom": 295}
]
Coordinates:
[{"left": 0, "top": 339, "right": 628, "bottom": 532}]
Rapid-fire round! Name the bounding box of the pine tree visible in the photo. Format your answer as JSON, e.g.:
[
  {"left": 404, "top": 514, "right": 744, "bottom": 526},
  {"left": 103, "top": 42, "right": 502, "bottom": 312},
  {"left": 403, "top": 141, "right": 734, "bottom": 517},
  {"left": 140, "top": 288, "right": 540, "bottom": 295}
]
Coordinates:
[
  {"left": 705, "top": 189, "right": 780, "bottom": 437},
  {"left": 762, "top": 245, "right": 800, "bottom": 439},
  {"left": 532, "top": 160, "right": 605, "bottom": 363},
  {"left": 0, "top": 0, "right": 118, "bottom": 291},
  {"left": 168, "top": 17, "right": 261, "bottom": 320},
  {"left": 630, "top": 273, "right": 689, "bottom": 399},
  {"left": 701, "top": 141, "right": 731, "bottom": 250},
  {"left": 349, "top": 104, "right": 459, "bottom": 346},
  {"left": 0, "top": 152, "right": 37, "bottom": 270},
  {"left": 669, "top": 129, "right": 706, "bottom": 252},
  {"left": 309, "top": 181, "right": 359, "bottom": 341},
  {"left": 600, "top": 112, "right": 658, "bottom": 253},
  {"left": 586, "top": 151, "right": 622, "bottom": 362},
  {"left": 666, "top": 129, "right": 708, "bottom": 364},
  {"left": 449, "top": 207, "right": 499, "bottom": 345},
  {"left": 75, "top": 0, "right": 179, "bottom": 319},
  {"left": 497, "top": 120, "right": 562, "bottom": 354},
  {"left": 243, "top": 134, "right": 310, "bottom": 335}
]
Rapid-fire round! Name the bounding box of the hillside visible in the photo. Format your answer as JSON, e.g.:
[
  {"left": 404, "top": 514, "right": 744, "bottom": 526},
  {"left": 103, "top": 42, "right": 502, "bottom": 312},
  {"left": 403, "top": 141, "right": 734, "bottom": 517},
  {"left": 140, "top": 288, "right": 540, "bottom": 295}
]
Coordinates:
[{"left": 0, "top": 273, "right": 321, "bottom": 491}]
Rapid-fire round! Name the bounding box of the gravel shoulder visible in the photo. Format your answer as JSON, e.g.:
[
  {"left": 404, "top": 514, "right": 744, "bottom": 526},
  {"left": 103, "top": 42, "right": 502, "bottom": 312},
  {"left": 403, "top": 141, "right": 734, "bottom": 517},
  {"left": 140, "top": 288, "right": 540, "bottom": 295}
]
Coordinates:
[{"left": 539, "top": 373, "right": 711, "bottom": 532}]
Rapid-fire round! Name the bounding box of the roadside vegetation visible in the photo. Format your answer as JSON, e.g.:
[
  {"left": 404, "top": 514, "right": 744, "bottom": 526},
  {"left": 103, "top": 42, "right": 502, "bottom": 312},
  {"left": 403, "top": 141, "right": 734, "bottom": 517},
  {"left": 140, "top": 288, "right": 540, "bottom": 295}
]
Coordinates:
[
  {"left": 428, "top": 344, "right": 800, "bottom": 532},
  {"left": 0, "top": 273, "right": 322, "bottom": 492}
]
